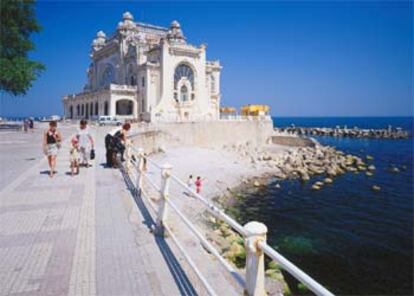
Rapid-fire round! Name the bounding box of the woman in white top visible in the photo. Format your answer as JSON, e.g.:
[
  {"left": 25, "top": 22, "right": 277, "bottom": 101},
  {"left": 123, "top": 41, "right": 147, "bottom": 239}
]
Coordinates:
[{"left": 77, "top": 119, "right": 94, "bottom": 167}]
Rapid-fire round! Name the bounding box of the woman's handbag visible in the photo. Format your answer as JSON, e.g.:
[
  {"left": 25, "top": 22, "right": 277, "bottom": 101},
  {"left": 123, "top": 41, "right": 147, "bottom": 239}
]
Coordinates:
[{"left": 90, "top": 148, "right": 95, "bottom": 160}]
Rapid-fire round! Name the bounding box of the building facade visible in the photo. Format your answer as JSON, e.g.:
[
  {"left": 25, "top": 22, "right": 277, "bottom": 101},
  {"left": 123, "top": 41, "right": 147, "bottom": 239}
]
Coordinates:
[{"left": 63, "top": 12, "right": 222, "bottom": 122}]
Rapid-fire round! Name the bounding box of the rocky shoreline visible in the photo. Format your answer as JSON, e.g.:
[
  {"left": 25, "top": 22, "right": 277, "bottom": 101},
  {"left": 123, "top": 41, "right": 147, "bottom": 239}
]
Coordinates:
[
  {"left": 204, "top": 213, "right": 292, "bottom": 295},
  {"left": 148, "top": 135, "right": 391, "bottom": 294},
  {"left": 223, "top": 136, "right": 380, "bottom": 191},
  {"left": 204, "top": 137, "right": 383, "bottom": 294},
  {"left": 275, "top": 126, "right": 410, "bottom": 139},
  {"left": 270, "top": 143, "right": 378, "bottom": 189}
]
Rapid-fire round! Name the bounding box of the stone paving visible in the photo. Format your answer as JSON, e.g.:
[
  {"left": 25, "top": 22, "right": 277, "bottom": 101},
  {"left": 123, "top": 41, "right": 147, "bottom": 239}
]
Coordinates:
[{"left": 0, "top": 124, "right": 204, "bottom": 296}]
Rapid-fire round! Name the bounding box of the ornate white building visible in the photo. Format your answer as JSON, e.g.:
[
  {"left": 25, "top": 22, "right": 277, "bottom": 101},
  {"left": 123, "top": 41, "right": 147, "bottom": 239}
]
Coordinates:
[{"left": 62, "top": 12, "right": 222, "bottom": 122}]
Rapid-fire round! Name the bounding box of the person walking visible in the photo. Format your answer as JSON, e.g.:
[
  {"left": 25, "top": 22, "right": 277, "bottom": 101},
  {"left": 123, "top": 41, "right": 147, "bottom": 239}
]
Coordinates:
[
  {"left": 29, "top": 118, "right": 34, "bottom": 132},
  {"left": 23, "top": 119, "right": 29, "bottom": 132},
  {"left": 187, "top": 175, "right": 193, "bottom": 188},
  {"left": 69, "top": 136, "right": 80, "bottom": 176},
  {"left": 77, "top": 119, "right": 94, "bottom": 167},
  {"left": 43, "top": 121, "right": 62, "bottom": 178}
]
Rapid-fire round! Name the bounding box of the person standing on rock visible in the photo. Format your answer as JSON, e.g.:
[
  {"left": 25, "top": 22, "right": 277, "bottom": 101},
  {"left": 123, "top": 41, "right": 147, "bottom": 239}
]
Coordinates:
[
  {"left": 43, "top": 120, "right": 62, "bottom": 178},
  {"left": 77, "top": 119, "right": 94, "bottom": 167}
]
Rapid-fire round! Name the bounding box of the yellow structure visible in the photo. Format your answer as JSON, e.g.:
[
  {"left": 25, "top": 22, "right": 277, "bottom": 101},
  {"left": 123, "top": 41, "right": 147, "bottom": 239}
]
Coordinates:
[
  {"left": 220, "top": 107, "right": 237, "bottom": 114},
  {"left": 240, "top": 104, "right": 270, "bottom": 116}
]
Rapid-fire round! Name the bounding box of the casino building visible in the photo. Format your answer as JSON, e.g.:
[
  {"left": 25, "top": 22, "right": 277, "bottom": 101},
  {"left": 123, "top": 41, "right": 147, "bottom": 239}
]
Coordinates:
[{"left": 63, "top": 11, "right": 222, "bottom": 122}]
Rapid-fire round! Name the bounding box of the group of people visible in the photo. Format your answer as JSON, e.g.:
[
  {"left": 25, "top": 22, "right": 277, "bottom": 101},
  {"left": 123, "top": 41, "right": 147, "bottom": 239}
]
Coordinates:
[
  {"left": 187, "top": 175, "right": 205, "bottom": 194},
  {"left": 43, "top": 119, "right": 94, "bottom": 177},
  {"left": 23, "top": 118, "right": 34, "bottom": 132},
  {"left": 42, "top": 120, "right": 207, "bottom": 195},
  {"left": 42, "top": 120, "right": 131, "bottom": 177},
  {"left": 104, "top": 123, "right": 131, "bottom": 168},
  {"left": 68, "top": 120, "right": 95, "bottom": 176}
]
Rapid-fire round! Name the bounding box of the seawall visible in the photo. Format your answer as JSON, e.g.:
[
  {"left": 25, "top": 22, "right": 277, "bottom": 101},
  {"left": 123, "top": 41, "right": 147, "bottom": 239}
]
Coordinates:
[{"left": 131, "top": 120, "right": 274, "bottom": 153}]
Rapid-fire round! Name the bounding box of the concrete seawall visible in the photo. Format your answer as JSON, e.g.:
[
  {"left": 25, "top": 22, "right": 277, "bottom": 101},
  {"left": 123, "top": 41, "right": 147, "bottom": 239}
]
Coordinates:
[{"left": 132, "top": 120, "right": 274, "bottom": 153}]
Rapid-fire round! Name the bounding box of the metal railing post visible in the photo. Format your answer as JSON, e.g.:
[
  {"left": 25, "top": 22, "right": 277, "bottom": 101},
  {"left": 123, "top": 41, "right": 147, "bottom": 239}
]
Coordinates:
[
  {"left": 156, "top": 163, "right": 173, "bottom": 236},
  {"left": 136, "top": 147, "right": 144, "bottom": 192},
  {"left": 244, "top": 221, "right": 268, "bottom": 296},
  {"left": 125, "top": 141, "right": 132, "bottom": 173}
]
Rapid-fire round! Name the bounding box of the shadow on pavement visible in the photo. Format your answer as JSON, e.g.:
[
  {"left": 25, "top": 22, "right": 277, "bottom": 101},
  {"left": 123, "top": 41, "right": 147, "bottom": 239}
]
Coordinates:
[{"left": 120, "top": 167, "right": 198, "bottom": 296}]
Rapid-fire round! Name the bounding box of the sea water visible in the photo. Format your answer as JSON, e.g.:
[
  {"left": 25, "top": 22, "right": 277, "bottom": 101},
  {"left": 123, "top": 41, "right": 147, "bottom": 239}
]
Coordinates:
[{"left": 228, "top": 117, "right": 413, "bottom": 295}]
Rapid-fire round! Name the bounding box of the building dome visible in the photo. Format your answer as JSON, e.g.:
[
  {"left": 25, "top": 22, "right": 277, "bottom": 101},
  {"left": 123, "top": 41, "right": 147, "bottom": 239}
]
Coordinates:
[
  {"left": 96, "top": 31, "right": 106, "bottom": 38},
  {"left": 170, "top": 20, "right": 180, "bottom": 28},
  {"left": 167, "top": 20, "right": 185, "bottom": 44},
  {"left": 123, "top": 11, "right": 134, "bottom": 21}
]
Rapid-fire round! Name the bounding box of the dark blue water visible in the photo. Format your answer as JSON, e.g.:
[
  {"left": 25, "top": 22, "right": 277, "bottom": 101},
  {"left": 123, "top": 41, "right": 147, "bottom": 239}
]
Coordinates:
[{"left": 228, "top": 117, "right": 413, "bottom": 295}]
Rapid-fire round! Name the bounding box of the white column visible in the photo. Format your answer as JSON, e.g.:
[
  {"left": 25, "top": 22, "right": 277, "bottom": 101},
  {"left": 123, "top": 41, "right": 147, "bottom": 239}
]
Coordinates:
[
  {"left": 244, "top": 221, "right": 268, "bottom": 296},
  {"left": 110, "top": 96, "right": 117, "bottom": 117},
  {"left": 133, "top": 99, "right": 138, "bottom": 119},
  {"left": 136, "top": 148, "right": 144, "bottom": 192},
  {"left": 156, "top": 163, "right": 173, "bottom": 235}
]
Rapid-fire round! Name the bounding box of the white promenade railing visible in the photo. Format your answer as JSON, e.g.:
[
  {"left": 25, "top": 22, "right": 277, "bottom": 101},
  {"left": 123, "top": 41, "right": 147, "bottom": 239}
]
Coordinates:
[{"left": 124, "top": 145, "right": 335, "bottom": 296}]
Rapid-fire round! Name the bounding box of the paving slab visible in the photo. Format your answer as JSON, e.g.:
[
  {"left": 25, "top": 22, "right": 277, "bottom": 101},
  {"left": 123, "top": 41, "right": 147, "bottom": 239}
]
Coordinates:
[{"left": 0, "top": 125, "right": 198, "bottom": 296}]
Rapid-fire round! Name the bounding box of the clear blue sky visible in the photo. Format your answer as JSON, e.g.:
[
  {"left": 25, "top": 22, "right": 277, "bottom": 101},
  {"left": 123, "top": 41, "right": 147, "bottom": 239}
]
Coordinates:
[{"left": 1, "top": 1, "right": 413, "bottom": 117}]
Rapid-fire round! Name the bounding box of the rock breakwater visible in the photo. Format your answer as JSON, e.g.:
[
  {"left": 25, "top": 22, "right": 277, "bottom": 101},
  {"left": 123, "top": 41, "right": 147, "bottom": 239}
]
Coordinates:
[
  {"left": 272, "top": 144, "right": 372, "bottom": 183},
  {"left": 275, "top": 126, "right": 410, "bottom": 139},
  {"left": 223, "top": 138, "right": 378, "bottom": 191}
]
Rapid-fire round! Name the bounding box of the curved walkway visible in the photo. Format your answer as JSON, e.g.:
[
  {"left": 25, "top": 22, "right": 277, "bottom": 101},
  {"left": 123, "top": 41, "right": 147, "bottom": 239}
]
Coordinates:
[{"left": 0, "top": 124, "right": 196, "bottom": 296}]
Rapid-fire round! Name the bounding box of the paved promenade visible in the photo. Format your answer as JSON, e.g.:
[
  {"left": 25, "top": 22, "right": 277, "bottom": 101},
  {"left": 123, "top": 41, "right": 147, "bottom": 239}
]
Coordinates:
[{"left": 0, "top": 124, "right": 210, "bottom": 296}]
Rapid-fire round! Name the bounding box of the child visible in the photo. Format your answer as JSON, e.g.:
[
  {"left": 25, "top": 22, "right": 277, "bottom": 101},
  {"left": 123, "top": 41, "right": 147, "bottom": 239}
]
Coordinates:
[
  {"left": 70, "top": 136, "right": 80, "bottom": 176},
  {"left": 187, "top": 175, "right": 193, "bottom": 188},
  {"left": 195, "top": 176, "right": 205, "bottom": 194}
]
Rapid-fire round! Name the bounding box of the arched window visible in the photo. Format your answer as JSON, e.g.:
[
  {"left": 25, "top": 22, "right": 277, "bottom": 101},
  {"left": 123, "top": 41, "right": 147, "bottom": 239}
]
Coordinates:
[
  {"left": 100, "top": 64, "right": 115, "bottom": 86},
  {"left": 210, "top": 75, "right": 215, "bottom": 93},
  {"left": 90, "top": 103, "right": 93, "bottom": 116},
  {"left": 81, "top": 104, "right": 84, "bottom": 116},
  {"left": 85, "top": 104, "right": 89, "bottom": 119},
  {"left": 116, "top": 99, "right": 133, "bottom": 115},
  {"left": 180, "top": 85, "right": 188, "bottom": 102},
  {"left": 69, "top": 106, "right": 73, "bottom": 119},
  {"left": 95, "top": 102, "right": 99, "bottom": 116},
  {"left": 77, "top": 105, "right": 80, "bottom": 116},
  {"left": 174, "top": 64, "right": 194, "bottom": 89},
  {"left": 127, "top": 64, "right": 136, "bottom": 86},
  {"left": 130, "top": 76, "right": 136, "bottom": 86},
  {"left": 104, "top": 102, "right": 109, "bottom": 115}
]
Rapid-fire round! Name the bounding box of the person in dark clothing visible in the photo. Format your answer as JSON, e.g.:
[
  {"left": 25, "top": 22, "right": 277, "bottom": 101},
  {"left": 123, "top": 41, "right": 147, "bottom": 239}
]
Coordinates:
[
  {"left": 114, "top": 123, "right": 131, "bottom": 162},
  {"left": 105, "top": 133, "right": 118, "bottom": 168},
  {"left": 104, "top": 123, "right": 131, "bottom": 168},
  {"left": 29, "top": 118, "right": 34, "bottom": 132}
]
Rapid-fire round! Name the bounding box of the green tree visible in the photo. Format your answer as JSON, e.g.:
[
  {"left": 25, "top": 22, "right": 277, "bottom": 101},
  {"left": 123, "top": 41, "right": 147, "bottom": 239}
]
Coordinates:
[{"left": 0, "top": 0, "right": 45, "bottom": 96}]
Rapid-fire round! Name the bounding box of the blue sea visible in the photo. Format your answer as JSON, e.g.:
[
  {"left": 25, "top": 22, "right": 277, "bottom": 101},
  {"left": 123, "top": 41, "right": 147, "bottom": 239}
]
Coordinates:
[{"left": 228, "top": 117, "right": 413, "bottom": 295}]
